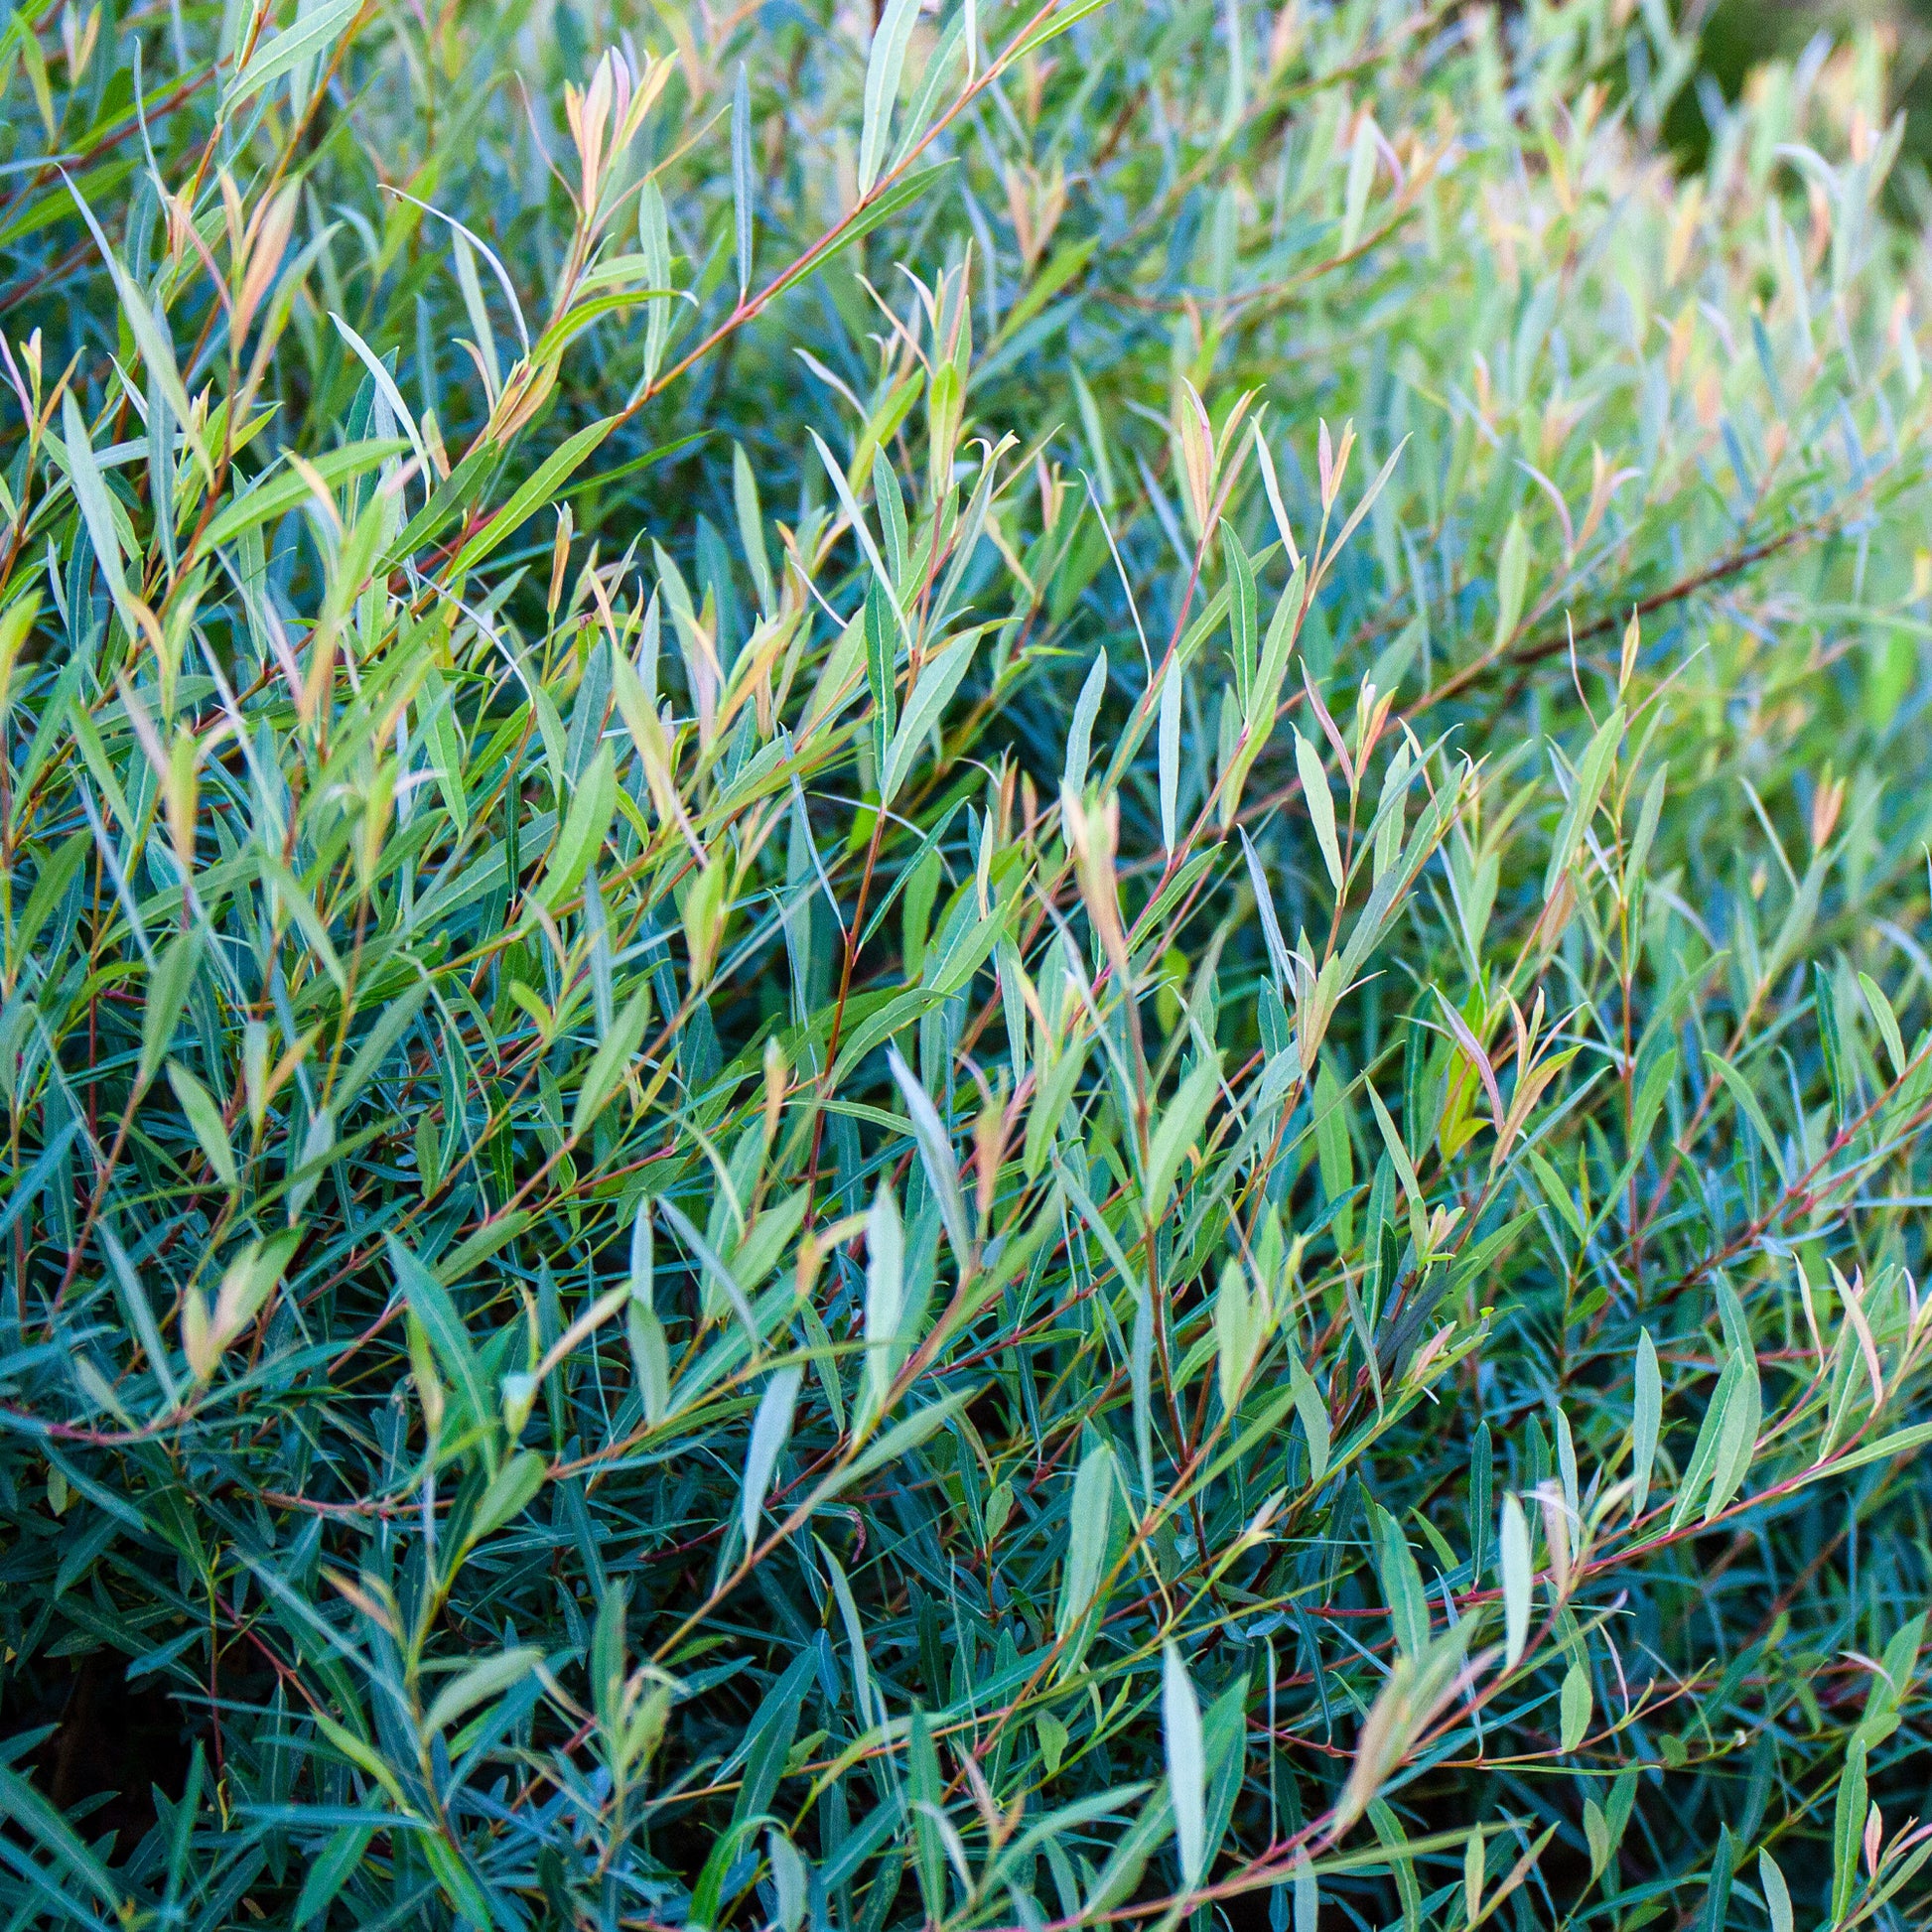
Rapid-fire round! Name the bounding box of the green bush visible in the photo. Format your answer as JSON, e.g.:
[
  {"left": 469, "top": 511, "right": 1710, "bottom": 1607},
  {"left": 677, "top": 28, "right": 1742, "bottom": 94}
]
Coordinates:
[{"left": 1, "top": 0, "right": 1930, "bottom": 1925}]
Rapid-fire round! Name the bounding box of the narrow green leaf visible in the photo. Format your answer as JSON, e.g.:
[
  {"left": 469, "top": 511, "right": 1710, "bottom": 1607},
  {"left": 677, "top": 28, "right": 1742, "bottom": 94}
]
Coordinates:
[
  {"left": 1859, "top": 971, "right": 1907, "bottom": 1078},
  {"left": 1832, "top": 1739, "right": 1867, "bottom": 1921},
  {"left": 1707, "top": 1053, "right": 1786, "bottom": 1182},
  {"left": 292, "top": 1823, "right": 377, "bottom": 1928},
  {"left": 1703, "top": 1348, "right": 1760, "bottom": 1523},
  {"left": 1163, "top": 1643, "right": 1206, "bottom": 1887},
  {"left": 470, "top": 1449, "right": 547, "bottom": 1544},
  {"left": 741, "top": 1365, "right": 802, "bottom": 1549},
  {"left": 202, "top": 440, "right": 408, "bottom": 553},
  {"left": 1815, "top": 963, "right": 1851, "bottom": 1124},
  {"left": 571, "top": 983, "right": 652, "bottom": 1139},
  {"left": 1559, "top": 1656, "right": 1591, "bottom": 1750},
  {"left": 436, "top": 1212, "right": 531, "bottom": 1286},
  {"left": 167, "top": 1062, "right": 237, "bottom": 1189},
  {"left": 539, "top": 741, "right": 617, "bottom": 909},
  {"left": 732, "top": 62, "right": 755, "bottom": 299},
  {"left": 1010, "top": 0, "right": 1116, "bottom": 61},
  {"left": 766, "top": 164, "right": 955, "bottom": 302},
  {"left": 1295, "top": 1853, "right": 1318, "bottom": 1932},
  {"left": 734, "top": 443, "right": 772, "bottom": 613},
  {"left": 1055, "top": 1440, "right": 1116, "bottom": 1639},
  {"left": 139, "top": 933, "right": 202, "bottom": 1092},
  {"left": 908, "top": 1705, "right": 945, "bottom": 1915},
  {"left": 1759, "top": 1850, "right": 1793, "bottom": 1932},
  {"left": 1669, "top": 1350, "right": 1749, "bottom": 1530},
  {"left": 423, "top": 1647, "right": 542, "bottom": 1735},
  {"left": 858, "top": 0, "right": 922, "bottom": 198},
  {"left": 1583, "top": 1800, "right": 1609, "bottom": 1877},
  {"left": 0, "top": 1762, "right": 133, "bottom": 1913},
  {"left": 883, "top": 625, "right": 982, "bottom": 803},
  {"left": 729, "top": 1649, "right": 815, "bottom": 1835},
  {"left": 833, "top": 1383, "right": 978, "bottom": 1489},
  {"left": 336, "top": 981, "right": 431, "bottom": 1113},
  {"left": 389, "top": 1234, "right": 489, "bottom": 1434},
  {"left": 767, "top": 1830, "right": 807, "bottom": 1932},
  {"left": 1543, "top": 703, "right": 1624, "bottom": 896},
  {"left": 1339, "top": 113, "right": 1376, "bottom": 252},
  {"left": 61, "top": 391, "right": 135, "bottom": 634},
  {"left": 1144, "top": 1055, "right": 1222, "bottom": 1228},
  {"left": 225, "top": 0, "right": 360, "bottom": 110},
  {"left": 1374, "top": 1504, "right": 1430, "bottom": 1659},
  {"left": 1367, "top": 1801, "right": 1421, "bottom": 1932},
  {"left": 1063, "top": 649, "right": 1108, "bottom": 796},
  {"left": 638, "top": 179, "right": 674, "bottom": 384},
  {"left": 1295, "top": 730, "right": 1343, "bottom": 892},
  {"left": 1225, "top": 528, "right": 1257, "bottom": 706},
  {"left": 1632, "top": 1328, "right": 1661, "bottom": 1517},
  {"left": 103, "top": 1228, "right": 180, "bottom": 1409},
  {"left": 1160, "top": 662, "right": 1182, "bottom": 852},
  {"left": 1500, "top": 1493, "right": 1531, "bottom": 1668},
  {"left": 888, "top": 1045, "right": 972, "bottom": 1263},
  {"left": 331, "top": 313, "right": 430, "bottom": 479},
  {"left": 862, "top": 1181, "right": 905, "bottom": 1428},
  {"left": 1289, "top": 1351, "right": 1330, "bottom": 1485},
  {"left": 451, "top": 418, "right": 614, "bottom": 577},
  {"left": 1493, "top": 512, "right": 1528, "bottom": 650}
]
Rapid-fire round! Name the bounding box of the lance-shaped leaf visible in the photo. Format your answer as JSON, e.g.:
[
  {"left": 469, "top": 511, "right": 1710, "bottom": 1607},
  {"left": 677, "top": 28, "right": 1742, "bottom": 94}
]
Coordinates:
[
  {"left": 741, "top": 1365, "right": 802, "bottom": 1548},
  {"left": 1160, "top": 662, "right": 1183, "bottom": 851},
  {"left": 1296, "top": 730, "right": 1343, "bottom": 892},
  {"left": 1500, "top": 1493, "right": 1532, "bottom": 1668},
  {"left": 858, "top": 0, "right": 922, "bottom": 197},
  {"left": 1289, "top": 1352, "right": 1330, "bottom": 1484},
  {"left": 732, "top": 62, "right": 755, "bottom": 299},
  {"left": 571, "top": 983, "right": 652, "bottom": 1138},
  {"left": 1669, "top": 1349, "right": 1751, "bottom": 1530},
  {"left": 1544, "top": 704, "right": 1624, "bottom": 897},
  {"left": 1064, "top": 649, "right": 1108, "bottom": 795},
  {"left": 1631, "top": 1328, "right": 1662, "bottom": 1517},
  {"left": 1054, "top": 1440, "right": 1116, "bottom": 1639},
  {"left": 1336, "top": 1621, "right": 1470, "bottom": 1831},
  {"left": 60, "top": 392, "right": 137, "bottom": 636},
  {"left": 225, "top": 0, "right": 360, "bottom": 110},
  {"left": 1143, "top": 1056, "right": 1222, "bottom": 1228},
  {"left": 1164, "top": 1643, "right": 1206, "bottom": 1887},
  {"left": 883, "top": 626, "right": 983, "bottom": 803},
  {"left": 861, "top": 1181, "right": 907, "bottom": 1428},
  {"left": 539, "top": 742, "right": 618, "bottom": 909},
  {"left": 423, "top": 1647, "right": 542, "bottom": 1736}
]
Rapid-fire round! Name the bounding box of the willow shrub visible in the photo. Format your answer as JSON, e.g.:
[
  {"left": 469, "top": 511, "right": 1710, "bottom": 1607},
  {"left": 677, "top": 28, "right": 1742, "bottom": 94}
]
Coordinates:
[{"left": 1, "top": 0, "right": 1930, "bottom": 1926}]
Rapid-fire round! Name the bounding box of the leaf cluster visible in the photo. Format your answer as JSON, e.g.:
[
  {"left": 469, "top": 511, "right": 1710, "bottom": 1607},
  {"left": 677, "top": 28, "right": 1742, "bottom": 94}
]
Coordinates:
[{"left": 0, "top": 2, "right": 1930, "bottom": 1930}]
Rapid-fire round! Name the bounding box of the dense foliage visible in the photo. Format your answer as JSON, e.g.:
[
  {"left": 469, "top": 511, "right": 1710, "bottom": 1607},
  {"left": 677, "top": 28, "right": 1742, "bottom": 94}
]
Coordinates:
[{"left": 1, "top": 0, "right": 1930, "bottom": 1926}]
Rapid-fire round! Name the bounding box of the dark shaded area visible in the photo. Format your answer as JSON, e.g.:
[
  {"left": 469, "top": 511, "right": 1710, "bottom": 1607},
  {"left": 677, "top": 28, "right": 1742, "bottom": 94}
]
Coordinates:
[
  {"left": 8, "top": 1654, "right": 192, "bottom": 1854},
  {"left": 1669, "top": 0, "right": 1932, "bottom": 184}
]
